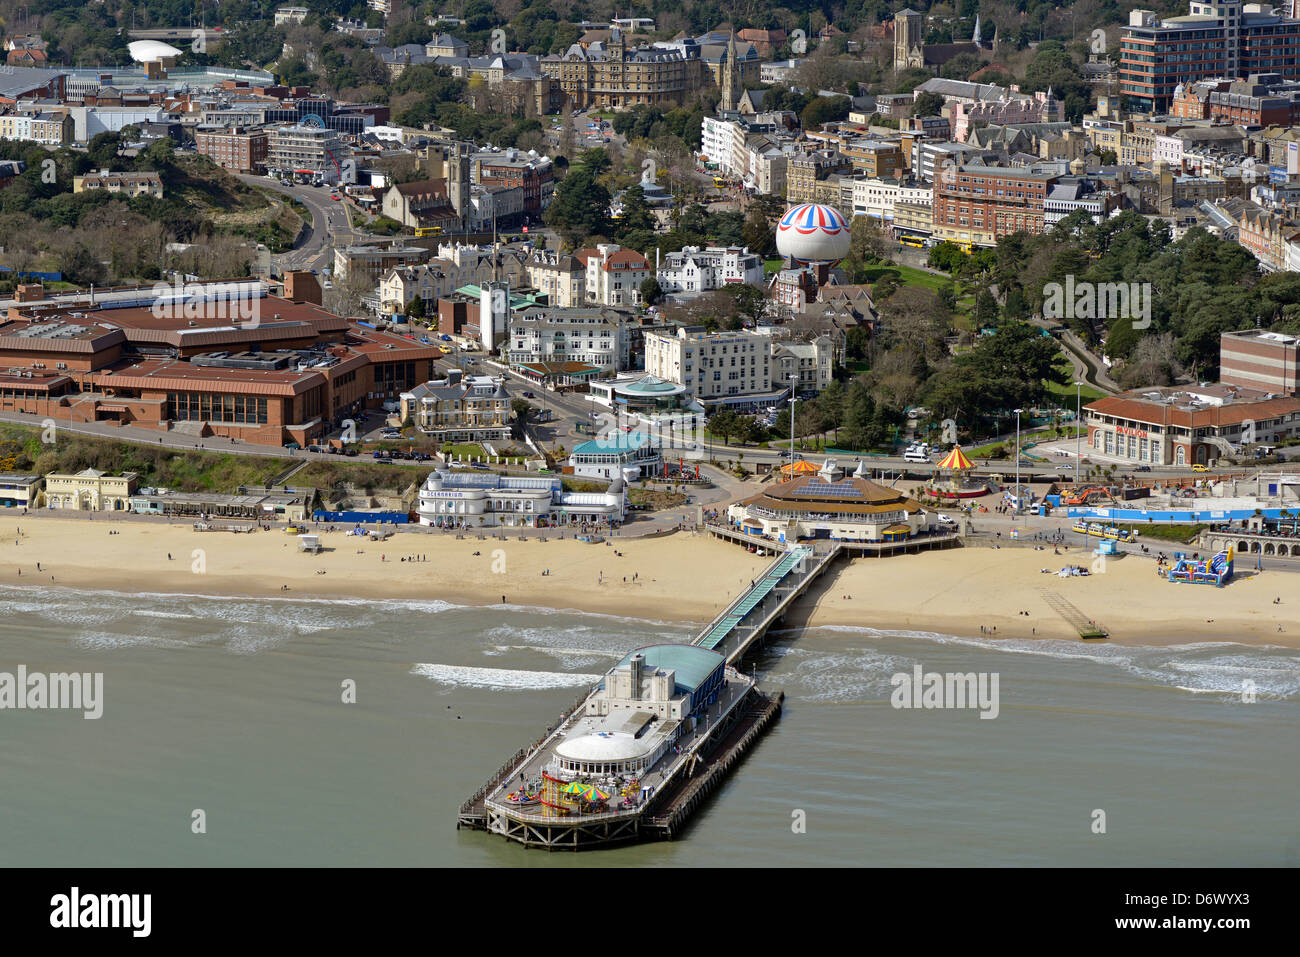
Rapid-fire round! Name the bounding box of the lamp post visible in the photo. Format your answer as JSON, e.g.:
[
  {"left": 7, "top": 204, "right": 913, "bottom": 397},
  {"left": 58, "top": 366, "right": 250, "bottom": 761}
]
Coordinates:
[
  {"left": 1074, "top": 380, "right": 1082, "bottom": 479},
  {"left": 788, "top": 373, "right": 799, "bottom": 463},
  {"left": 1013, "top": 407, "right": 1023, "bottom": 515}
]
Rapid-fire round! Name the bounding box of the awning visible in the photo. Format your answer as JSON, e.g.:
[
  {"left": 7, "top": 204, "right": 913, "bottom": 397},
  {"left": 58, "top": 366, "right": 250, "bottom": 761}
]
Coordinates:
[{"left": 96, "top": 404, "right": 129, "bottom": 412}]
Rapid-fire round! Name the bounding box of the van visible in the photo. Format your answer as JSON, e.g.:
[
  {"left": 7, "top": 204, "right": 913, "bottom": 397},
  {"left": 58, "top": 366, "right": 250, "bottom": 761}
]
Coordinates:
[{"left": 903, "top": 449, "right": 930, "bottom": 463}]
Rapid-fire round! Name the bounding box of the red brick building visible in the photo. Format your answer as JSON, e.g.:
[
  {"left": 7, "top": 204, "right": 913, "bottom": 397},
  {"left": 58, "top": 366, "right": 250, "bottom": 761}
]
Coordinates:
[
  {"left": 931, "top": 164, "right": 1056, "bottom": 247},
  {"left": 0, "top": 284, "right": 441, "bottom": 446},
  {"left": 194, "top": 126, "right": 270, "bottom": 174}
]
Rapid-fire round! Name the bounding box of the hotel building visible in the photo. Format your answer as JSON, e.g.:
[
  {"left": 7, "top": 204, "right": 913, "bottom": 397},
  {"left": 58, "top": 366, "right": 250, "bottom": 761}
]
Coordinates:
[
  {"left": 931, "top": 165, "right": 1056, "bottom": 247},
  {"left": 414, "top": 469, "right": 627, "bottom": 528},
  {"left": 1120, "top": 2, "right": 1300, "bottom": 113}
]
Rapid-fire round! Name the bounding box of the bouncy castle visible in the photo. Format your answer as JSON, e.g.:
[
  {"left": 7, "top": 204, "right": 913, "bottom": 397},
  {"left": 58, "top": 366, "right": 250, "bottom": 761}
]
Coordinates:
[{"left": 1166, "top": 547, "right": 1234, "bottom": 587}]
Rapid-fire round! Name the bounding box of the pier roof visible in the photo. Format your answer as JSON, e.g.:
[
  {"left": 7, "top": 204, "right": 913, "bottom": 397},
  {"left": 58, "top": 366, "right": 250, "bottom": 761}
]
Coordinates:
[{"left": 613, "top": 644, "right": 724, "bottom": 694}]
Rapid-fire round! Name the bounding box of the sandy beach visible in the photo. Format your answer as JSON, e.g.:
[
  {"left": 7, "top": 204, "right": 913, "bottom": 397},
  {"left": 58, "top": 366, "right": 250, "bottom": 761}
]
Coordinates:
[
  {"left": 0, "top": 517, "right": 771, "bottom": 624},
  {"left": 0, "top": 517, "right": 1294, "bottom": 647}
]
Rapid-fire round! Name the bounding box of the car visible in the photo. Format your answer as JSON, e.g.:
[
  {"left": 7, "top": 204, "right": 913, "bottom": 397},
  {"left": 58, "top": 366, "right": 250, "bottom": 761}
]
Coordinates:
[
  {"left": 523, "top": 391, "right": 535, "bottom": 398},
  {"left": 1191, "top": 464, "right": 1210, "bottom": 472},
  {"left": 371, "top": 451, "right": 389, "bottom": 460},
  {"left": 344, "top": 448, "right": 359, "bottom": 457},
  {"left": 306, "top": 445, "right": 324, "bottom": 453},
  {"left": 331, "top": 193, "right": 340, "bottom": 200},
  {"left": 440, "top": 334, "right": 452, "bottom": 342},
  {"left": 1135, "top": 464, "right": 1152, "bottom": 472},
  {"left": 283, "top": 442, "right": 301, "bottom": 451},
  {"left": 936, "top": 514, "right": 956, "bottom": 525}
]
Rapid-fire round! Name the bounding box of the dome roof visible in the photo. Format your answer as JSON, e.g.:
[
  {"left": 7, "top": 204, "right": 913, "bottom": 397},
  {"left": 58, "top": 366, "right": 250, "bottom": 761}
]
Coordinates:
[
  {"left": 613, "top": 375, "right": 685, "bottom": 397},
  {"left": 556, "top": 731, "right": 657, "bottom": 763},
  {"left": 128, "top": 39, "right": 183, "bottom": 62},
  {"left": 775, "top": 203, "right": 852, "bottom": 265}
]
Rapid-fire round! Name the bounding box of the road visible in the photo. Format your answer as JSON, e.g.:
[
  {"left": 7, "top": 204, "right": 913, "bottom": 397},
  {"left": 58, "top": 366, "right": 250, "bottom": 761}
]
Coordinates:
[{"left": 237, "top": 175, "right": 369, "bottom": 274}]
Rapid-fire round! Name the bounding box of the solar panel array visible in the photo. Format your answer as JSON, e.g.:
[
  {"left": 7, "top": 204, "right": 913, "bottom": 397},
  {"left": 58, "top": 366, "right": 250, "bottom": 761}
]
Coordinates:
[{"left": 797, "top": 482, "right": 860, "bottom": 497}]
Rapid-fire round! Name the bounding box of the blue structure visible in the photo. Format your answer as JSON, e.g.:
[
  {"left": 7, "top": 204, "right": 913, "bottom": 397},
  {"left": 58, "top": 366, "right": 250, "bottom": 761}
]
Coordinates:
[
  {"left": 608, "top": 644, "right": 726, "bottom": 716},
  {"left": 313, "top": 510, "right": 410, "bottom": 523}
]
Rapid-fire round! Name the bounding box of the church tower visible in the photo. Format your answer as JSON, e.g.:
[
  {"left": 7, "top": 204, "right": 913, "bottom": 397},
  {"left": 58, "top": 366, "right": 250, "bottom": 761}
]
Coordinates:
[
  {"left": 722, "top": 32, "right": 738, "bottom": 112},
  {"left": 893, "top": 9, "right": 924, "bottom": 72}
]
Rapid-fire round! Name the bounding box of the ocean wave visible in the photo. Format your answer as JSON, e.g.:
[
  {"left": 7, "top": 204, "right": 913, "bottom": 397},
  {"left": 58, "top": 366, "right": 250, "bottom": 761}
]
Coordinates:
[
  {"left": 411, "top": 663, "right": 600, "bottom": 690},
  {"left": 794, "top": 626, "right": 1300, "bottom": 699}
]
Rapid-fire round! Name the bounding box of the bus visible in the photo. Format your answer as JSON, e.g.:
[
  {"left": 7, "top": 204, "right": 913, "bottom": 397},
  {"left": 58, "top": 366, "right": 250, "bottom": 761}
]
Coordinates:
[
  {"left": 954, "top": 241, "right": 974, "bottom": 255},
  {"left": 415, "top": 226, "right": 443, "bottom": 237},
  {"left": 899, "top": 236, "right": 925, "bottom": 249},
  {"left": 712, "top": 176, "right": 727, "bottom": 187}
]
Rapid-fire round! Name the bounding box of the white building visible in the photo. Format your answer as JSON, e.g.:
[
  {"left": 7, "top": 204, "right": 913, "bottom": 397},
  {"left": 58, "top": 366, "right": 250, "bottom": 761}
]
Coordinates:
[
  {"left": 524, "top": 249, "right": 586, "bottom": 307},
  {"left": 644, "top": 327, "right": 785, "bottom": 409},
  {"left": 656, "top": 245, "right": 765, "bottom": 295},
  {"left": 568, "top": 431, "right": 662, "bottom": 480},
  {"left": 579, "top": 244, "right": 651, "bottom": 308},
  {"left": 274, "top": 6, "right": 310, "bottom": 25},
  {"left": 507, "top": 308, "right": 630, "bottom": 372},
  {"left": 702, "top": 116, "right": 748, "bottom": 179},
  {"left": 772, "top": 336, "right": 834, "bottom": 394},
  {"left": 415, "top": 470, "right": 627, "bottom": 528},
  {"left": 851, "top": 177, "right": 933, "bottom": 222}
]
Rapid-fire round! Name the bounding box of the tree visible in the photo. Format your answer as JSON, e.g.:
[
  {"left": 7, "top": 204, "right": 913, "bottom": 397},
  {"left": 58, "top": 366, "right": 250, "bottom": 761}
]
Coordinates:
[
  {"left": 617, "top": 184, "right": 655, "bottom": 235},
  {"left": 709, "top": 410, "right": 741, "bottom": 445},
  {"left": 842, "top": 379, "right": 878, "bottom": 451},
  {"left": 640, "top": 276, "right": 663, "bottom": 306},
  {"left": 545, "top": 166, "right": 611, "bottom": 246},
  {"left": 510, "top": 398, "right": 535, "bottom": 440},
  {"left": 800, "top": 96, "right": 851, "bottom": 131},
  {"left": 721, "top": 283, "right": 768, "bottom": 327},
  {"left": 912, "top": 91, "right": 945, "bottom": 117},
  {"left": 405, "top": 296, "right": 426, "bottom": 320}
]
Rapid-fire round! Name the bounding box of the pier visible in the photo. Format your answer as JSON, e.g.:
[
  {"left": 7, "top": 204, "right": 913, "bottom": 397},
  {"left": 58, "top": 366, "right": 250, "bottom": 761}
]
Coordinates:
[{"left": 458, "top": 505, "right": 964, "bottom": 850}]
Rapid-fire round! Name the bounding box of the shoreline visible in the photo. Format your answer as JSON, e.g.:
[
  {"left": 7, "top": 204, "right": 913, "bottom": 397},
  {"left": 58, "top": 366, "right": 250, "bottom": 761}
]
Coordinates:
[{"left": 1, "top": 517, "right": 1296, "bottom": 649}]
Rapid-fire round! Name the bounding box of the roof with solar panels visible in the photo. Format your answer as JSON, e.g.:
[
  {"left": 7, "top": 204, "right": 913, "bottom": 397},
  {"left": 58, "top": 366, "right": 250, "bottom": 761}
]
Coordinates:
[{"left": 738, "top": 459, "right": 925, "bottom": 517}]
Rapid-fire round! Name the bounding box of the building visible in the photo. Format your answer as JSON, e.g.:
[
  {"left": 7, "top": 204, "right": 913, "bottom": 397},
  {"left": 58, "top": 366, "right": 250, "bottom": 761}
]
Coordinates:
[
  {"left": 267, "top": 123, "right": 347, "bottom": 184},
  {"left": 540, "top": 33, "right": 694, "bottom": 110},
  {"left": 0, "top": 107, "right": 73, "bottom": 145},
  {"left": 130, "top": 485, "right": 314, "bottom": 521},
  {"left": 583, "top": 644, "right": 726, "bottom": 725},
  {"left": 568, "top": 430, "right": 662, "bottom": 480},
  {"left": 0, "top": 280, "right": 442, "bottom": 447},
  {"left": 931, "top": 164, "right": 1056, "bottom": 247},
  {"left": 1084, "top": 384, "right": 1300, "bottom": 465},
  {"left": 579, "top": 244, "right": 651, "bottom": 307},
  {"left": 523, "top": 249, "right": 586, "bottom": 307},
  {"left": 415, "top": 469, "right": 627, "bottom": 528},
  {"left": 655, "top": 246, "right": 765, "bottom": 295},
  {"left": 72, "top": 170, "right": 164, "bottom": 199},
  {"left": 645, "top": 327, "right": 786, "bottom": 409},
  {"left": 334, "top": 241, "right": 431, "bottom": 283},
  {"left": 1219, "top": 329, "right": 1300, "bottom": 395},
  {"left": 0, "top": 473, "right": 41, "bottom": 508},
  {"left": 274, "top": 7, "right": 310, "bottom": 25},
  {"left": 851, "top": 176, "right": 933, "bottom": 223},
  {"left": 44, "top": 469, "right": 139, "bottom": 511},
  {"left": 727, "top": 459, "right": 938, "bottom": 543},
  {"left": 194, "top": 126, "right": 269, "bottom": 174},
  {"left": 1120, "top": 3, "right": 1300, "bottom": 113},
  {"left": 772, "top": 336, "right": 834, "bottom": 395},
  {"left": 399, "top": 371, "right": 511, "bottom": 441},
  {"left": 506, "top": 308, "right": 629, "bottom": 372},
  {"left": 475, "top": 148, "right": 554, "bottom": 216}
]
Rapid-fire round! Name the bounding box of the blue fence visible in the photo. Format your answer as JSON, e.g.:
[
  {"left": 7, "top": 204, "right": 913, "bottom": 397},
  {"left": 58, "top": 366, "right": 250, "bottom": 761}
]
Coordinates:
[
  {"left": 1067, "top": 505, "right": 1294, "bottom": 523},
  {"left": 312, "top": 510, "right": 410, "bottom": 524},
  {"left": 0, "top": 267, "right": 62, "bottom": 282}
]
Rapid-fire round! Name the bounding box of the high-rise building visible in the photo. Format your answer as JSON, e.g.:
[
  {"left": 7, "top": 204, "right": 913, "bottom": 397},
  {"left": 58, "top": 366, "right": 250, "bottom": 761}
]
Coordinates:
[{"left": 1120, "top": 2, "right": 1300, "bottom": 112}]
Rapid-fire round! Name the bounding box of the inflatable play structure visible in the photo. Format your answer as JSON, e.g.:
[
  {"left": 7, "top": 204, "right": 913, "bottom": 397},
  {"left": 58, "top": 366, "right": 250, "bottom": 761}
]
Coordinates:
[{"left": 1166, "top": 547, "right": 1234, "bottom": 587}]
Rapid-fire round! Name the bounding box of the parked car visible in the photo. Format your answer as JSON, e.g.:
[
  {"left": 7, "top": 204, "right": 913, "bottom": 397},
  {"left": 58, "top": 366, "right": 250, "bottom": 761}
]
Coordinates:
[
  {"left": 1135, "top": 465, "right": 1152, "bottom": 472},
  {"left": 344, "top": 448, "right": 359, "bottom": 457},
  {"left": 936, "top": 514, "right": 957, "bottom": 525},
  {"left": 523, "top": 391, "right": 535, "bottom": 398},
  {"left": 283, "top": 442, "right": 301, "bottom": 451},
  {"left": 1191, "top": 464, "right": 1210, "bottom": 472}
]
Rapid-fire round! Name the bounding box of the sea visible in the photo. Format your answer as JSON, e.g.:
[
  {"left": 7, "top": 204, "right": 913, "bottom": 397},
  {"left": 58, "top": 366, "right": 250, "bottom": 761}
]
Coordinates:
[{"left": 1, "top": 583, "right": 1297, "bottom": 867}]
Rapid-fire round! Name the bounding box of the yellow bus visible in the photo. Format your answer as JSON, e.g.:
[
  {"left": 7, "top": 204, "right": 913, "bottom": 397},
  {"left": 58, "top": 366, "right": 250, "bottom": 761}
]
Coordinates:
[
  {"left": 712, "top": 176, "right": 726, "bottom": 187},
  {"left": 415, "top": 226, "right": 443, "bottom": 237},
  {"left": 899, "top": 236, "right": 925, "bottom": 249}
]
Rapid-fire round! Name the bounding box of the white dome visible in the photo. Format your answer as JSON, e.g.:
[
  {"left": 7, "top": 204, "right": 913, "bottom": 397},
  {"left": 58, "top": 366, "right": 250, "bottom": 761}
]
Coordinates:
[
  {"left": 128, "top": 40, "right": 183, "bottom": 62},
  {"left": 555, "top": 731, "right": 656, "bottom": 763},
  {"left": 775, "top": 203, "right": 852, "bottom": 265}
]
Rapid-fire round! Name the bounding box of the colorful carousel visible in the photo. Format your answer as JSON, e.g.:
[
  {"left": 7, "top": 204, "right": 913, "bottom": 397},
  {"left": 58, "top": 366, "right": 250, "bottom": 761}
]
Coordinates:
[{"left": 927, "top": 445, "right": 992, "bottom": 500}]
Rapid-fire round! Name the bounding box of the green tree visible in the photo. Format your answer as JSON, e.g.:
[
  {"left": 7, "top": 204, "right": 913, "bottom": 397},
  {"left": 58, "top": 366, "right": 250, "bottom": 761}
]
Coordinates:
[
  {"left": 545, "top": 167, "right": 611, "bottom": 246},
  {"left": 640, "top": 275, "right": 663, "bottom": 306}
]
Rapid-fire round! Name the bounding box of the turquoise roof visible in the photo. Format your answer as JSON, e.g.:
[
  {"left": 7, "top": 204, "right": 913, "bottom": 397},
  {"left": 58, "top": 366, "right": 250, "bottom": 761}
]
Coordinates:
[
  {"left": 573, "top": 431, "right": 650, "bottom": 455},
  {"left": 615, "top": 644, "right": 724, "bottom": 694}
]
